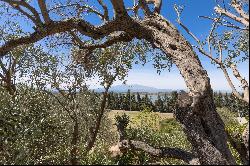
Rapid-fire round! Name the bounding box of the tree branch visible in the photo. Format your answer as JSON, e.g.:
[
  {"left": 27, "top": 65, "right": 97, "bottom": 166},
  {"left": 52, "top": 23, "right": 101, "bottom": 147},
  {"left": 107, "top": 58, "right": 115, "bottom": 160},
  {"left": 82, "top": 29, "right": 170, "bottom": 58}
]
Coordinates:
[
  {"left": 231, "top": 0, "right": 249, "bottom": 22},
  {"left": 230, "top": 63, "right": 249, "bottom": 103},
  {"left": 111, "top": 115, "right": 200, "bottom": 165},
  {"left": 0, "top": 60, "right": 8, "bottom": 75},
  {"left": 77, "top": 4, "right": 106, "bottom": 20},
  {"left": 139, "top": 0, "right": 153, "bottom": 16},
  {"left": 220, "top": 64, "right": 244, "bottom": 101},
  {"left": 1, "top": 0, "right": 42, "bottom": 24},
  {"left": 199, "top": 16, "right": 248, "bottom": 30},
  {"left": 0, "top": 19, "right": 121, "bottom": 57},
  {"left": 70, "top": 31, "right": 134, "bottom": 63},
  {"left": 226, "top": 130, "right": 249, "bottom": 165},
  {"left": 154, "top": 0, "right": 163, "bottom": 14},
  {"left": 38, "top": 0, "right": 51, "bottom": 23},
  {"left": 214, "top": 6, "right": 249, "bottom": 27},
  {"left": 70, "top": 31, "right": 86, "bottom": 47},
  {"left": 45, "top": 90, "right": 75, "bottom": 121},
  {"left": 97, "top": 0, "right": 109, "bottom": 21},
  {"left": 77, "top": 32, "right": 134, "bottom": 50},
  {"left": 7, "top": 3, "right": 39, "bottom": 25},
  {"left": 85, "top": 86, "right": 110, "bottom": 152},
  {"left": 175, "top": 8, "right": 248, "bottom": 103},
  {"left": 146, "top": 0, "right": 163, "bottom": 14},
  {"left": 47, "top": 3, "right": 107, "bottom": 21},
  {"left": 110, "top": 0, "right": 128, "bottom": 18},
  {"left": 123, "top": 140, "right": 200, "bottom": 165},
  {"left": 174, "top": 5, "right": 201, "bottom": 45}
]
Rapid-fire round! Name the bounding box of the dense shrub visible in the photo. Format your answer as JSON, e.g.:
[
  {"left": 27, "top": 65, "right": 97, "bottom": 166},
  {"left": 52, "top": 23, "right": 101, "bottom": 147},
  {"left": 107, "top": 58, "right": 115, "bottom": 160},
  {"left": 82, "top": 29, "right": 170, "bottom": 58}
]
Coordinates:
[
  {"left": 0, "top": 86, "right": 114, "bottom": 165},
  {"left": 1, "top": 86, "right": 248, "bottom": 165},
  {"left": 217, "top": 108, "right": 249, "bottom": 165},
  {"left": 0, "top": 86, "right": 70, "bottom": 164}
]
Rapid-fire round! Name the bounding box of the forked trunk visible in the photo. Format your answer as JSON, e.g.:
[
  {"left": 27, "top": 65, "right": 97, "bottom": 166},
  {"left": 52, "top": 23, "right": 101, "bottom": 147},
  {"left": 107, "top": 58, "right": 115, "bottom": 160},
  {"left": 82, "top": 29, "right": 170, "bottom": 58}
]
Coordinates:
[{"left": 131, "top": 14, "right": 236, "bottom": 165}]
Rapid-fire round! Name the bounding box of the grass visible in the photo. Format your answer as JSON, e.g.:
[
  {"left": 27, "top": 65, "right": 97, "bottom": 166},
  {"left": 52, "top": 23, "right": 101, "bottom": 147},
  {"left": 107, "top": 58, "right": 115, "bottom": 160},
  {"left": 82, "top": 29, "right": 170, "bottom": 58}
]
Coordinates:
[
  {"left": 107, "top": 110, "right": 174, "bottom": 130},
  {"left": 107, "top": 108, "right": 248, "bottom": 132},
  {"left": 108, "top": 110, "right": 173, "bottom": 120},
  {"left": 108, "top": 108, "right": 246, "bottom": 126}
]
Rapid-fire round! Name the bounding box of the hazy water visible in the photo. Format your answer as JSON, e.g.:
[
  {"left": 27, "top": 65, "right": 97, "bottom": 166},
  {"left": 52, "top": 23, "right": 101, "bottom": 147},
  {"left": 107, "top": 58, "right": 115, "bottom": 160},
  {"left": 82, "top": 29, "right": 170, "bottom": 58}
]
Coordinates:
[{"left": 139, "top": 94, "right": 168, "bottom": 102}]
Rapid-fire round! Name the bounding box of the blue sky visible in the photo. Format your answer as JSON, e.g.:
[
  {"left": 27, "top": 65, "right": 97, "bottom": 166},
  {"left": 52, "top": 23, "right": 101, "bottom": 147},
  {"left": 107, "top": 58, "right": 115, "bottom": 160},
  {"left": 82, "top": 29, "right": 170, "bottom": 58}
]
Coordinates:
[
  {"left": 0, "top": 0, "right": 249, "bottom": 91},
  {"left": 88, "top": 0, "right": 249, "bottom": 91}
]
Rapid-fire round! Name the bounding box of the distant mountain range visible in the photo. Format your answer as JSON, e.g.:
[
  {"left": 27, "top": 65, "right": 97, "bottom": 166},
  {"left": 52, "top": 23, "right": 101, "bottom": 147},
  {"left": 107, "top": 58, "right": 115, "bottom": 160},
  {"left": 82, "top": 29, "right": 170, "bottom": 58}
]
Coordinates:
[
  {"left": 93, "top": 84, "right": 173, "bottom": 93},
  {"left": 92, "top": 84, "right": 234, "bottom": 93}
]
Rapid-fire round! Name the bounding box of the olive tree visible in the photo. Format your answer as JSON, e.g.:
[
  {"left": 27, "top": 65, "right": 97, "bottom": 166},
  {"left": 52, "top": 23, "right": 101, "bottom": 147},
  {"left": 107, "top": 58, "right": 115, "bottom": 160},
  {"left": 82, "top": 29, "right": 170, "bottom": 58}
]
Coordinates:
[
  {"left": 0, "top": 0, "right": 238, "bottom": 164},
  {"left": 174, "top": 0, "right": 249, "bottom": 163}
]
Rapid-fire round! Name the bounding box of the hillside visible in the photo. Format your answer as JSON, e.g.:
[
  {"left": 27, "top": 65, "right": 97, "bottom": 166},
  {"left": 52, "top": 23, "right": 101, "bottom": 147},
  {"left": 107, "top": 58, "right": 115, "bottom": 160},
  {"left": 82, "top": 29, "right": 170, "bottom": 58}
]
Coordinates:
[{"left": 94, "top": 84, "right": 173, "bottom": 93}]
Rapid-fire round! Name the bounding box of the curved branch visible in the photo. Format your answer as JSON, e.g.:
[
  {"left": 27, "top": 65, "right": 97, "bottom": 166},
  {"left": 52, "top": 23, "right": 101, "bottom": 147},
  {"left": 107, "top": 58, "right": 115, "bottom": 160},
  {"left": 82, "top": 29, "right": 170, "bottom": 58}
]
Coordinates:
[
  {"left": 112, "top": 111, "right": 199, "bottom": 165},
  {"left": 97, "top": 0, "right": 109, "bottom": 21},
  {"left": 0, "top": 19, "right": 121, "bottom": 57},
  {"left": 1, "top": 0, "right": 42, "bottom": 24},
  {"left": 110, "top": 140, "right": 199, "bottom": 165},
  {"left": 7, "top": 3, "right": 39, "bottom": 25},
  {"left": 76, "top": 32, "right": 134, "bottom": 50}
]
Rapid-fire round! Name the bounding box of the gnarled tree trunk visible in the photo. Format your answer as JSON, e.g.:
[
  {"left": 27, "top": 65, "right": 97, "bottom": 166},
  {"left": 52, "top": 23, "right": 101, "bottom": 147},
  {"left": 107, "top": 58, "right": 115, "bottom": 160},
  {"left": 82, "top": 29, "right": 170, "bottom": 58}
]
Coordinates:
[{"left": 126, "top": 14, "right": 236, "bottom": 165}]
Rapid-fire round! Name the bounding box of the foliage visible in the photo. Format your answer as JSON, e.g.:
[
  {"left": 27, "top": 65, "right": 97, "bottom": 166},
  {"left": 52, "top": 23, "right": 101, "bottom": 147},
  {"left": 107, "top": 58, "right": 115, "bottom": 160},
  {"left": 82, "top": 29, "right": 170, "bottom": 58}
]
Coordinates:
[
  {"left": 115, "top": 108, "right": 191, "bottom": 165},
  {"left": 1, "top": 84, "right": 248, "bottom": 165},
  {"left": 217, "top": 107, "right": 249, "bottom": 165},
  {"left": 210, "top": 29, "right": 249, "bottom": 66},
  {"left": 0, "top": 86, "right": 114, "bottom": 165},
  {"left": 107, "top": 90, "right": 178, "bottom": 113},
  {"left": 0, "top": 0, "right": 248, "bottom": 164},
  {"left": 214, "top": 92, "right": 249, "bottom": 117},
  {"left": 0, "top": 86, "right": 70, "bottom": 165}
]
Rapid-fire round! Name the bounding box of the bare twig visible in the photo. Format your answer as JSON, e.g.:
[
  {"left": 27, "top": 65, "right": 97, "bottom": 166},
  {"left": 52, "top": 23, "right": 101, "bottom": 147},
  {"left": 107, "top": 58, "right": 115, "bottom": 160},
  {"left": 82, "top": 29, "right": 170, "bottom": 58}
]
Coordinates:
[
  {"left": 214, "top": 6, "right": 249, "bottom": 26},
  {"left": 231, "top": 0, "right": 249, "bottom": 22},
  {"left": 1, "top": 0, "right": 42, "bottom": 24},
  {"left": 199, "top": 16, "right": 248, "bottom": 30}
]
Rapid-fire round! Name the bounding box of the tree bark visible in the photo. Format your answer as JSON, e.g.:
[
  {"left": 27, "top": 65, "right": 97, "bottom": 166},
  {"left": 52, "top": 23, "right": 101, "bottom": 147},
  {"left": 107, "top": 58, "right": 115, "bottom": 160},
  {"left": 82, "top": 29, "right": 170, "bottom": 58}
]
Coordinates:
[
  {"left": 71, "top": 119, "right": 79, "bottom": 165},
  {"left": 128, "top": 14, "right": 236, "bottom": 165},
  {"left": 242, "top": 123, "right": 249, "bottom": 161},
  {"left": 226, "top": 130, "right": 249, "bottom": 165},
  {"left": 85, "top": 89, "right": 108, "bottom": 152},
  {"left": 4, "top": 72, "right": 16, "bottom": 96}
]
